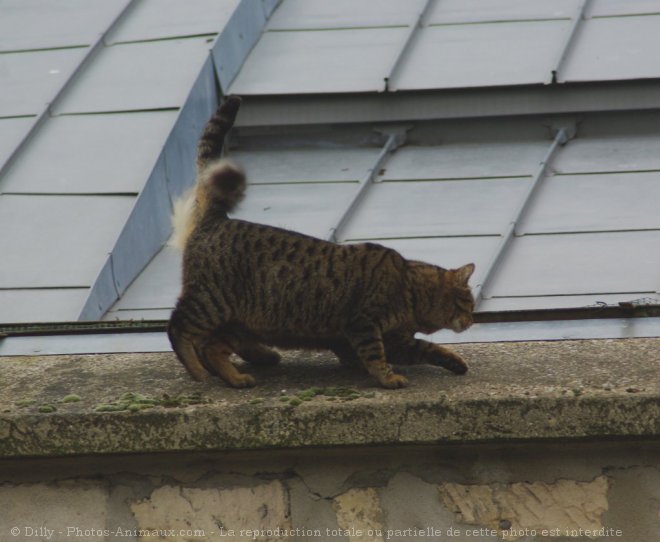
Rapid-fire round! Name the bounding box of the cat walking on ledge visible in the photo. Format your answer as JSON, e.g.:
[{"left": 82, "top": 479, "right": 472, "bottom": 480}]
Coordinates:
[{"left": 168, "top": 96, "right": 476, "bottom": 389}]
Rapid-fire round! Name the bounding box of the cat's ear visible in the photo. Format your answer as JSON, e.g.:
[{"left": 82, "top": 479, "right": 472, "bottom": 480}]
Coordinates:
[{"left": 455, "top": 263, "right": 475, "bottom": 285}]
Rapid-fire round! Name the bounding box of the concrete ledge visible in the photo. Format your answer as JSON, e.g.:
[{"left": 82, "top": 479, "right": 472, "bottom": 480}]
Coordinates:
[{"left": 1, "top": 338, "right": 658, "bottom": 458}]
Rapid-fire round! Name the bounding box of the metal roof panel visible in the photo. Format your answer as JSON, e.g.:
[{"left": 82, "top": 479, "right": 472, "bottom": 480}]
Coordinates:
[
  {"left": 267, "top": 0, "right": 424, "bottom": 29},
  {"left": 553, "top": 135, "right": 660, "bottom": 173},
  {"left": 382, "top": 142, "right": 548, "bottom": 180},
  {"left": 228, "top": 27, "right": 408, "bottom": 94},
  {"left": 560, "top": 16, "right": 660, "bottom": 83},
  {"left": 341, "top": 178, "right": 531, "bottom": 239},
  {"left": 113, "top": 246, "right": 181, "bottom": 311},
  {"left": 0, "top": 0, "right": 123, "bottom": 52},
  {"left": 427, "top": 0, "right": 579, "bottom": 24},
  {"left": 520, "top": 172, "right": 660, "bottom": 234},
  {"left": 589, "top": 0, "right": 660, "bottom": 17},
  {"left": 107, "top": 0, "right": 239, "bottom": 43},
  {"left": 233, "top": 182, "right": 359, "bottom": 238},
  {"left": 486, "top": 231, "right": 660, "bottom": 297},
  {"left": 0, "top": 289, "right": 90, "bottom": 324},
  {"left": 0, "top": 117, "right": 34, "bottom": 165},
  {"left": 0, "top": 48, "right": 87, "bottom": 117},
  {"left": 1, "top": 112, "right": 177, "bottom": 194},
  {"left": 53, "top": 38, "right": 212, "bottom": 114},
  {"left": 232, "top": 148, "right": 382, "bottom": 183},
  {"left": 392, "top": 21, "right": 569, "bottom": 90},
  {"left": 0, "top": 194, "right": 135, "bottom": 288}
]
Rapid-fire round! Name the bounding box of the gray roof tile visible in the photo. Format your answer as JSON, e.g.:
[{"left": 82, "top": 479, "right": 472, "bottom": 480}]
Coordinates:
[
  {"left": 0, "top": 289, "right": 90, "bottom": 324},
  {"left": 0, "top": 48, "right": 87, "bottom": 117},
  {"left": 0, "top": 117, "right": 33, "bottom": 165},
  {"left": 427, "top": 0, "right": 580, "bottom": 24},
  {"left": 560, "top": 16, "right": 660, "bottom": 82},
  {"left": 0, "top": 194, "right": 135, "bottom": 288},
  {"left": 231, "top": 148, "right": 382, "bottom": 183},
  {"left": 53, "top": 38, "right": 212, "bottom": 114},
  {"left": 267, "top": 0, "right": 424, "bottom": 29},
  {"left": 520, "top": 171, "right": 660, "bottom": 234},
  {"left": 0, "top": 0, "right": 123, "bottom": 52},
  {"left": 392, "top": 21, "right": 570, "bottom": 90},
  {"left": 229, "top": 27, "right": 408, "bottom": 94},
  {"left": 381, "top": 142, "right": 549, "bottom": 180},
  {"left": 1, "top": 112, "right": 177, "bottom": 194},
  {"left": 107, "top": 0, "right": 239, "bottom": 44},
  {"left": 487, "top": 231, "right": 660, "bottom": 297},
  {"left": 341, "top": 177, "right": 531, "bottom": 239}
]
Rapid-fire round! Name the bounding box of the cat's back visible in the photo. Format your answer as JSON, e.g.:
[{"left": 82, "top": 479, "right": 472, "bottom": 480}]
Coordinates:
[{"left": 185, "top": 216, "right": 408, "bottom": 313}]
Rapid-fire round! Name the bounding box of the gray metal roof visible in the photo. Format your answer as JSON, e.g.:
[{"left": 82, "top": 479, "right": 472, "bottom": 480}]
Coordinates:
[
  {"left": 1, "top": 0, "right": 660, "bottom": 353},
  {"left": 229, "top": 0, "right": 660, "bottom": 95},
  {"left": 106, "top": 0, "right": 240, "bottom": 44},
  {"left": 0, "top": 0, "right": 123, "bottom": 51},
  {"left": 0, "top": 0, "right": 274, "bottom": 326}
]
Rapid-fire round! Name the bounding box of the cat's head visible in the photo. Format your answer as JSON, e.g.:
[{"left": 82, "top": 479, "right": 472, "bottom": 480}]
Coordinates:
[
  {"left": 444, "top": 263, "right": 476, "bottom": 332},
  {"left": 411, "top": 262, "right": 476, "bottom": 334}
]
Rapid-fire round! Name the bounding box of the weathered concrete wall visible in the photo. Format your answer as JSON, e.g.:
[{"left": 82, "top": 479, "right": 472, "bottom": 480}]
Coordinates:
[
  {"left": 1, "top": 338, "right": 658, "bottom": 541},
  {"left": 1, "top": 442, "right": 658, "bottom": 542}
]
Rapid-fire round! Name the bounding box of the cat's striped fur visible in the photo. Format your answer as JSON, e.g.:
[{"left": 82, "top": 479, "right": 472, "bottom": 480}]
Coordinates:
[{"left": 168, "top": 96, "right": 475, "bottom": 389}]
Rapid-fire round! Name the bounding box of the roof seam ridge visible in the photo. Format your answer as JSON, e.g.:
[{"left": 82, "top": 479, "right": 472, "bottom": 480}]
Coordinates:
[
  {"left": 427, "top": 17, "right": 571, "bottom": 28},
  {"left": 109, "top": 32, "right": 218, "bottom": 46}
]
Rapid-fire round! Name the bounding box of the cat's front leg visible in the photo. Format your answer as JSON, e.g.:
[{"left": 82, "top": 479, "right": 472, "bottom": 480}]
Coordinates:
[
  {"left": 384, "top": 333, "right": 468, "bottom": 375},
  {"left": 344, "top": 318, "right": 408, "bottom": 388},
  {"left": 425, "top": 342, "right": 468, "bottom": 374}
]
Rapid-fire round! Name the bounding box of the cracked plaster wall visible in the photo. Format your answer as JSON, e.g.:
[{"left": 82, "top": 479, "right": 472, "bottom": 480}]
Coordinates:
[{"left": 0, "top": 443, "right": 658, "bottom": 542}]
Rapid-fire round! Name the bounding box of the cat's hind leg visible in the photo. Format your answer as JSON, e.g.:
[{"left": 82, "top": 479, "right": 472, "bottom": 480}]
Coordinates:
[
  {"left": 199, "top": 334, "right": 256, "bottom": 388},
  {"left": 344, "top": 318, "right": 408, "bottom": 388},
  {"left": 384, "top": 333, "right": 468, "bottom": 375},
  {"left": 237, "top": 342, "right": 282, "bottom": 366},
  {"left": 169, "top": 299, "right": 255, "bottom": 387},
  {"left": 167, "top": 307, "right": 213, "bottom": 381},
  {"left": 329, "top": 340, "right": 367, "bottom": 372}
]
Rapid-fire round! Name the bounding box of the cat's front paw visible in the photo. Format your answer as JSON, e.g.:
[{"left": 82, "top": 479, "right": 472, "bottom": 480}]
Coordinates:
[
  {"left": 379, "top": 373, "right": 409, "bottom": 389},
  {"left": 431, "top": 349, "right": 468, "bottom": 375},
  {"left": 227, "top": 373, "right": 256, "bottom": 388}
]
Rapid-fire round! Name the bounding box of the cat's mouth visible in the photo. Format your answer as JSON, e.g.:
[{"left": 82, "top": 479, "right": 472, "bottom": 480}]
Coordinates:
[
  {"left": 450, "top": 318, "right": 473, "bottom": 333},
  {"left": 417, "top": 321, "right": 440, "bottom": 335}
]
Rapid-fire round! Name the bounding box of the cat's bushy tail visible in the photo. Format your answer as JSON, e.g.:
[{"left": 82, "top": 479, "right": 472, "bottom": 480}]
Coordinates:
[
  {"left": 196, "top": 95, "right": 241, "bottom": 173},
  {"left": 196, "top": 159, "right": 246, "bottom": 216},
  {"left": 170, "top": 96, "right": 243, "bottom": 250}
]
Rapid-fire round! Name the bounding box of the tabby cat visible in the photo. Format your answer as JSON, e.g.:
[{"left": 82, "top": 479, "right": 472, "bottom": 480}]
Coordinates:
[{"left": 168, "top": 96, "right": 476, "bottom": 389}]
